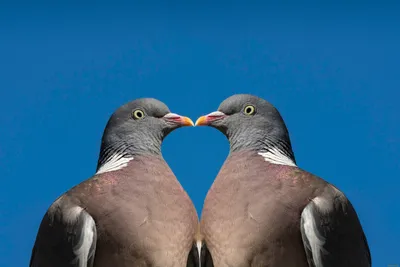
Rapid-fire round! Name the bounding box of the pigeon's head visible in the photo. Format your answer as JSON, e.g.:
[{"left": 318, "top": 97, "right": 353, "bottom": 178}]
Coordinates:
[
  {"left": 100, "top": 98, "right": 194, "bottom": 156},
  {"left": 195, "top": 94, "right": 294, "bottom": 156}
]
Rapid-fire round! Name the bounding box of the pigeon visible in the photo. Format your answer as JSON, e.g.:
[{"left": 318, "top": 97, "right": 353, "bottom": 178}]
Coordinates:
[
  {"left": 195, "top": 94, "right": 371, "bottom": 267},
  {"left": 30, "top": 98, "right": 199, "bottom": 267}
]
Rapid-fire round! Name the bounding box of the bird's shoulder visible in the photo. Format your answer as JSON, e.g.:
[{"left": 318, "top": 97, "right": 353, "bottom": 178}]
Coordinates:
[{"left": 215, "top": 151, "right": 328, "bottom": 193}]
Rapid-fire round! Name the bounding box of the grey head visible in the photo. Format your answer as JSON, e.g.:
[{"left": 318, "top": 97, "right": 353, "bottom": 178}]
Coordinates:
[
  {"left": 97, "top": 98, "right": 194, "bottom": 171},
  {"left": 196, "top": 94, "right": 296, "bottom": 164}
]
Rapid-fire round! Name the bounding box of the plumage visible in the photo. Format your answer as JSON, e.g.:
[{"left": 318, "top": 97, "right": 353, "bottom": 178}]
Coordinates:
[
  {"left": 30, "top": 98, "right": 198, "bottom": 267},
  {"left": 196, "top": 94, "right": 371, "bottom": 267}
]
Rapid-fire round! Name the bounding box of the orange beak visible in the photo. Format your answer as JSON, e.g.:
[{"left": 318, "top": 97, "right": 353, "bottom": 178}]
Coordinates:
[
  {"left": 195, "top": 115, "right": 209, "bottom": 126},
  {"left": 179, "top": 116, "right": 195, "bottom": 126}
]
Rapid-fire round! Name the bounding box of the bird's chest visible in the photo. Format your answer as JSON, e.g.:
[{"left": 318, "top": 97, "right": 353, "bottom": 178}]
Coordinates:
[
  {"left": 92, "top": 201, "right": 191, "bottom": 267},
  {"left": 202, "top": 176, "right": 308, "bottom": 267},
  {"left": 73, "top": 177, "right": 194, "bottom": 267}
]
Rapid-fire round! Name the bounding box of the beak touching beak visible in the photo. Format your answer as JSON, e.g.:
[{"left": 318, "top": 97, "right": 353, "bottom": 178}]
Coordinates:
[
  {"left": 195, "top": 111, "right": 227, "bottom": 126},
  {"left": 163, "top": 113, "right": 194, "bottom": 127}
]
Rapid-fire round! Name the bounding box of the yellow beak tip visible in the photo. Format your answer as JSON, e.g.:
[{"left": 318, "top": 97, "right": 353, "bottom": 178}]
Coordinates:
[
  {"left": 195, "top": 116, "right": 208, "bottom": 126},
  {"left": 182, "top": 117, "right": 195, "bottom": 127}
]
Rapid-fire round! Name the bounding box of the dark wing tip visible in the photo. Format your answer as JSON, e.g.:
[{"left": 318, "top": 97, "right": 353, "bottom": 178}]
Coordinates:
[{"left": 187, "top": 241, "right": 214, "bottom": 267}]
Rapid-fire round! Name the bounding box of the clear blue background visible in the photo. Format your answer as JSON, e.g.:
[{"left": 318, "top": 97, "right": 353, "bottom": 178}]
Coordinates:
[{"left": 1, "top": 3, "right": 399, "bottom": 266}]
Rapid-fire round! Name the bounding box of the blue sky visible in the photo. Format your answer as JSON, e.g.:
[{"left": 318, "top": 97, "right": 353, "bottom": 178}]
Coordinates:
[{"left": 0, "top": 3, "right": 399, "bottom": 266}]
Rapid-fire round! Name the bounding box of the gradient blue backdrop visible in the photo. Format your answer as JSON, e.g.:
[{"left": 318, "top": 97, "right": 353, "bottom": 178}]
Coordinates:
[{"left": 1, "top": 3, "right": 399, "bottom": 266}]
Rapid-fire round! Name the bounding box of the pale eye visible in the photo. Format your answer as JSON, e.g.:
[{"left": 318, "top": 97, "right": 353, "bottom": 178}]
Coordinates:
[
  {"left": 243, "top": 105, "right": 256, "bottom": 115},
  {"left": 132, "top": 109, "right": 145, "bottom": 120}
]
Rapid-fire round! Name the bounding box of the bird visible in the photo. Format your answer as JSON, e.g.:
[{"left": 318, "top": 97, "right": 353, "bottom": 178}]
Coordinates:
[
  {"left": 195, "top": 94, "right": 371, "bottom": 267},
  {"left": 30, "top": 98, "right": 199, "bottom": 267}
]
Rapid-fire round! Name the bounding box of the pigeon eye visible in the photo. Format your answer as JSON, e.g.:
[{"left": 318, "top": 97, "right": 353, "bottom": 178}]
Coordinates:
[
  {"left": 243, "top": 105, "right": 256, "bottom": 115},
  {"left": 132, "top": 109, "right": 145, "bottom": 120}
]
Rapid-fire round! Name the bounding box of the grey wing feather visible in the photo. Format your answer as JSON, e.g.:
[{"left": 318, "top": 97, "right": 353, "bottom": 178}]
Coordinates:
[
  {"left": 30, "top": 197, "right": 97, "bottom": 267},
  {"left": 300, "top": 184, "right": 371, "bottom": 267}
]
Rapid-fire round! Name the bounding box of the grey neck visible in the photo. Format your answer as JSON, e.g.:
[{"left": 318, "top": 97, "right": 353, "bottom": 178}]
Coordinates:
[
  {"left": 227, "top": 127, "right": 296, "bottom": 163},
  {"left": 96, "top": 132, "right": 162, "bottom": 170}
]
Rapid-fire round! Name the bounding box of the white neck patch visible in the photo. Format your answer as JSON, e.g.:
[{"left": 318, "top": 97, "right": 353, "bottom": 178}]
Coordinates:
[
  {"left": 258, "top": 147, "right": 297, "bottom": 167},
  {"left": 96, "top": 153, "right": 134, "bottom": 175}
]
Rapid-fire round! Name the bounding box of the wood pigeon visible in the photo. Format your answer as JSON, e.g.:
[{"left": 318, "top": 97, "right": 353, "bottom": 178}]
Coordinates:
[
  {"left": 195, "top": 94, "right": 371, "bottom": 267},
  {"left": 30, "top": 98, "right": 199, "bottom": 267}
]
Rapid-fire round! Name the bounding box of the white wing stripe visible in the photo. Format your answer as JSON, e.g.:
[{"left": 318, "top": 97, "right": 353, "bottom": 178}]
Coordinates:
[
  {"left": 301, "top": 204, "right": 327, "bottom": 267},
  {"left": 73, "top": 213, "right": 96, "bottom": 267}
]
